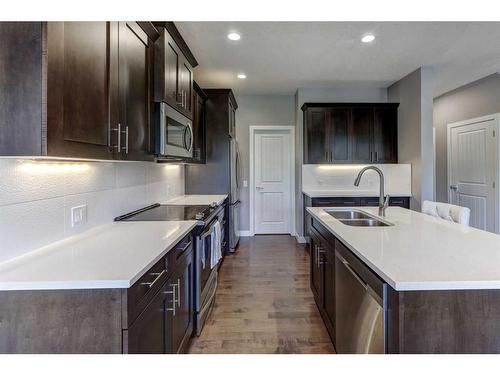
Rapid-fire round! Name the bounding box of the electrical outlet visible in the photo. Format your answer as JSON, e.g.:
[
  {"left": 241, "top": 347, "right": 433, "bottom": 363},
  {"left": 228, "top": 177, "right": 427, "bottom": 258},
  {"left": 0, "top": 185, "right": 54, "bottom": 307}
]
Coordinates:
[{"left": 71, "top": 205, "right": 87, "bottom": 227}]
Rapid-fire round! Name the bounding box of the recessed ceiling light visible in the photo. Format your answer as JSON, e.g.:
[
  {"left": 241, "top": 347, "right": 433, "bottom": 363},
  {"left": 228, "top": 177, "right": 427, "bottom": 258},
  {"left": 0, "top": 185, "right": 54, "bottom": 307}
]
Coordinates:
[
  {"left": 237, "top": 73, "right": 247, "bottom": 79},
  {"left": 361, "top": 34, "right": 375, "bottom": 43},
  {"left": 227, "top": 32, "right": 241, "bottom": 41}
]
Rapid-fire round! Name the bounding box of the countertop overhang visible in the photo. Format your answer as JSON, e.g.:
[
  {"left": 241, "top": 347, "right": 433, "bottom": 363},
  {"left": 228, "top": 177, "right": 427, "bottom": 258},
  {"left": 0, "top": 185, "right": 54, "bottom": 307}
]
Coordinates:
[{"left": 307, "top": 206, "right": 500, "bottom": 291}]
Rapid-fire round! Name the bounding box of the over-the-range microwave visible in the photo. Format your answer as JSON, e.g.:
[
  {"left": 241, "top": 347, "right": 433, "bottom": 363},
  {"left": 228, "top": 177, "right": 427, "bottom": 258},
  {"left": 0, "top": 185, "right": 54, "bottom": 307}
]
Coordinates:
[{"left": 155, "top": 102, "right": 193, "bottom": 159}]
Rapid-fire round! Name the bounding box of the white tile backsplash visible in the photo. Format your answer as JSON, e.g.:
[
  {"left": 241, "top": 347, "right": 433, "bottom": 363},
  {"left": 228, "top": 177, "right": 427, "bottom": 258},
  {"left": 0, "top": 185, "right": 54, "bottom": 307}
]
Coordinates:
[
  {"left": 0, "top": 160, "right": 185, "bottom": 262},
  {"left": 302, "top": 164, "right": 412, "bottom": 196}
]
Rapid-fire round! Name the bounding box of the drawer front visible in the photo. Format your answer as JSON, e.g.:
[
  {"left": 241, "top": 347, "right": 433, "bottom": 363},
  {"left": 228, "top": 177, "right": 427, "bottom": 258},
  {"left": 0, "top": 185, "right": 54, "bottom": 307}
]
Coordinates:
[
  {"left": 312, "top": 197, "right": 360, "bottom": 207},
  {"left": 359, "top": 197, "right": 379, "bottom": 206},
  {"left": 127, "top": 232, "right": 193, "bottom": 327},
  {"left": 389, "top": 197, "right": 409, "bottom": 208}
]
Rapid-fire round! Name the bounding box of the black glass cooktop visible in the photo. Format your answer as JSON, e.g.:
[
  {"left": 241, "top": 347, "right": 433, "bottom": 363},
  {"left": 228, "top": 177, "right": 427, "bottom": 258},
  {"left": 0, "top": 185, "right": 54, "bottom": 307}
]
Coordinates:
[{"left": 114, "top": 203, "right": 217, "bottom": 222}]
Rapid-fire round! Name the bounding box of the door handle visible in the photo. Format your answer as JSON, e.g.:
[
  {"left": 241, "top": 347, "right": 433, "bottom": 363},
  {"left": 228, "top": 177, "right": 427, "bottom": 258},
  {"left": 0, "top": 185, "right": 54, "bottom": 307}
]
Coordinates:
[
  {"left": 450, "top": 185, "right": 458, "bottom": 191},
  {"left": 256, "top": 186, "right": 264, "bottom": 190}
]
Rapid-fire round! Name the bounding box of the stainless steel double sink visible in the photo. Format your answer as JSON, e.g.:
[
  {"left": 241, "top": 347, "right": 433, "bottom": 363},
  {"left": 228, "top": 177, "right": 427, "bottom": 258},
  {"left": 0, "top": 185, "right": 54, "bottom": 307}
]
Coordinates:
[{"left": 325, "top": 209, "right": 393, "bottom": 227}]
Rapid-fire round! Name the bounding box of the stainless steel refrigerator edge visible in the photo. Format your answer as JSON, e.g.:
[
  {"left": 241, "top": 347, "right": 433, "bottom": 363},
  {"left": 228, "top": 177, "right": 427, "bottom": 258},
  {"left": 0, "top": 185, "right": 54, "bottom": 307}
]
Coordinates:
[{"left": 185, "top": 89, "right": 240, "bottom": 252}]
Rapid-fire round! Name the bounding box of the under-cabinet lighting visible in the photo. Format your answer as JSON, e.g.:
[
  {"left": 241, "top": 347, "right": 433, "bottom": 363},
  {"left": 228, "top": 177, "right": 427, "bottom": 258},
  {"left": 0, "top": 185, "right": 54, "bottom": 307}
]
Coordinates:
[
  {"left": 17, "top": 160, "right": 90, "bottom": 174},
  {"left": 316, "top": 165, "right": 367, "bottom": 171}
]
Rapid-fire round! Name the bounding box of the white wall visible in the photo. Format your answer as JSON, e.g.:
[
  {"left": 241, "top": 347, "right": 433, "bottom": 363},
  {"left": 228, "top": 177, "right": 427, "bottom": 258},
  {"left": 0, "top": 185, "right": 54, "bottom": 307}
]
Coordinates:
[
  {"left": 387, "top": 67, "right": 435, "bottom": 210},
  {"left": 294, "top": 87, "right": 389, "bottom": 238},
  {"left": 434, "top": 73, "right": 500, "bottom": 202},
  {"left": 0, "top": 160, "right": 184, "bottom": 263},
  {"left": 235, "top": 95, "right": 295, "bottom": 232}
]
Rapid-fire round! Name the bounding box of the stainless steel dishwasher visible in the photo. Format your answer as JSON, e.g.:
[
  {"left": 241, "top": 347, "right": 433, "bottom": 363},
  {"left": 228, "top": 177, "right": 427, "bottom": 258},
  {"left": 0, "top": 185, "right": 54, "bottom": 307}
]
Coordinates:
[{"left": 335, "top": 241, "right": 386, "bottom": 354}]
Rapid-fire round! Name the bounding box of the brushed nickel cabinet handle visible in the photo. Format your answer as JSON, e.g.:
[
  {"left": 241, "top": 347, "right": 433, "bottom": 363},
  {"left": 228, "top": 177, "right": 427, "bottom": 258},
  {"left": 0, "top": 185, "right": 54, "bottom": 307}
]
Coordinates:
[
  {"left": 121, "top": 126, "right": 129, "bottom": 154},
  {"left": 110, "top": 123, "right": 121, "bottom": 151},
  {"left": 176, "top": 278, "right": 181, "bottom": 307},
  {"left": 164, "top": 285, "right": 177, "bottom": 316},
  {"left": 140, "top": 269, "right": 166, "bottom": 288}
]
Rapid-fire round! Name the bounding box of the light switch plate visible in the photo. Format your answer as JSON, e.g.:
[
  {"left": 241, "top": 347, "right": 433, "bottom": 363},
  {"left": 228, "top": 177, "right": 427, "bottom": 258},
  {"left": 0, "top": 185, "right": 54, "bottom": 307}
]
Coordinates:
[
  {"left": 71, "top": 205, "right": 87, "bottom": 227},
  {"left": 243, "top": 180, "right": 248, "bottom": 188}
]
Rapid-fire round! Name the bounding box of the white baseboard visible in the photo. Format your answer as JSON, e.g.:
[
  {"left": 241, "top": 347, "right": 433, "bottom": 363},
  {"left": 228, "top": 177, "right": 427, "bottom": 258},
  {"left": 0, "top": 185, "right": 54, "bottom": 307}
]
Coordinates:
[
  {"left": 238, "top": 230, "right": 252, "bottom": 237},
  {"left": 296, "top": 235, "right": 308, "bottom": 244}
]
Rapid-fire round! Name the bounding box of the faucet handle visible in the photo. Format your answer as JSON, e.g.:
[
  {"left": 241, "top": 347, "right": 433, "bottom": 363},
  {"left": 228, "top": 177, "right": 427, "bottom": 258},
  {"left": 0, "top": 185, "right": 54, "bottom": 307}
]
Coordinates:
[{"left": 384, "top": 195, "right": 390, "bottom": 207}]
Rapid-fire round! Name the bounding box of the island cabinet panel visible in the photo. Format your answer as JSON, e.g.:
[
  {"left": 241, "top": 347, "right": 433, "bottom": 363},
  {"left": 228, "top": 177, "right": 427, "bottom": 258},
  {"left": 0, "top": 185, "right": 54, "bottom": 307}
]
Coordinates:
[
  {"left": 302, "top": 103, "right": 399, "bottom": 165},
  {"left": 0, "top": 289, "right": 123, "bottom": 354},
  {"left": 387, "top": 288, "right": 500, "bottom": 354}
]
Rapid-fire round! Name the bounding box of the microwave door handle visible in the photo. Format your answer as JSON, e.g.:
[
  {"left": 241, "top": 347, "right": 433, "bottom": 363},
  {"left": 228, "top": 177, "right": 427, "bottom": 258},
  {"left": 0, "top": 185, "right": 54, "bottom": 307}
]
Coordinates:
[{"left": 184, "top": 123, "right": 193, "bottom": 152}]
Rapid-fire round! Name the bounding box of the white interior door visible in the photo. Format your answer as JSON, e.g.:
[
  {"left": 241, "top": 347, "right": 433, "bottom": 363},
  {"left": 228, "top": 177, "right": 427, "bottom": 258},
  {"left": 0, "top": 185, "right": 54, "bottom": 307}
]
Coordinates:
[
  {"left": 448, "top": 116, "right": 498, "bottom": 232},
  {"left": 254, "top": 130, "right": 292, "bottom": 234}
]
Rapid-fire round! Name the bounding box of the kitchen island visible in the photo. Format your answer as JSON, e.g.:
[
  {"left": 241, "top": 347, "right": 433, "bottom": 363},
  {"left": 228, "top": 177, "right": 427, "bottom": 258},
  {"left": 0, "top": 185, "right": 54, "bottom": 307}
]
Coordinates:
[{"left": 307, "top": 206, "right": 500, "bottom": 354}]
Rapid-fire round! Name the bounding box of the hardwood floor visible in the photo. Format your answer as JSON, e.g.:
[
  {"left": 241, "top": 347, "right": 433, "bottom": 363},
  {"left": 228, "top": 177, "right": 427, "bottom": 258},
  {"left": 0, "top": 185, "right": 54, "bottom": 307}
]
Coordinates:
[{"left": 188, "top": 235, "right": 335, "bottom": 354}]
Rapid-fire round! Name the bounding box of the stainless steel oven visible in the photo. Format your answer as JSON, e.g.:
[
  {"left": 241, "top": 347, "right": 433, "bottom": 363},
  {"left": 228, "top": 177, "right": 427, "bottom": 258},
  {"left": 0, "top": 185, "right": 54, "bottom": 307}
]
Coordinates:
[
  {"left": 194, "top": 205, "right": 225, "bottom": 336},
  {"left": 155, "top": 102, "right": 193, "bottom": 159}
]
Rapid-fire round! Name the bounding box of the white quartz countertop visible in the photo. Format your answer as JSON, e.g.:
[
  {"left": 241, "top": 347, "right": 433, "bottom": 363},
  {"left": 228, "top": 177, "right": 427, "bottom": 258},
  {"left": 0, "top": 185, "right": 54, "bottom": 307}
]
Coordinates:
[
  {"left": 0, "top": 220, "right": 198, "bottom": 291},
  {"left": 303, "top": 189, "right": 411, "bottom": 198},
  {"left": 165, "top": 194, "right": 228, "bottom": 206},
  {"left": 307, "top": 206, "right": 500, "bottom": 291}
]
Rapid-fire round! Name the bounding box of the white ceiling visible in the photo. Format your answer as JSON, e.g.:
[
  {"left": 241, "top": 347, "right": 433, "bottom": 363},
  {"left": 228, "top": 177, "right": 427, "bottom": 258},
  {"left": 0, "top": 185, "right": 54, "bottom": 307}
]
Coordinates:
[{"left": 175, "top": 22, "right": 500, "bottom": 97}]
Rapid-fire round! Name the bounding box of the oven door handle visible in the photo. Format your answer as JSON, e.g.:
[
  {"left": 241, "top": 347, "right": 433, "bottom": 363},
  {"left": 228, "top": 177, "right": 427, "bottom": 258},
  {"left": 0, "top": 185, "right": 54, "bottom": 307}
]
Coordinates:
[{"left": 200, "top": 219, "right": 219, "bottom": 239}]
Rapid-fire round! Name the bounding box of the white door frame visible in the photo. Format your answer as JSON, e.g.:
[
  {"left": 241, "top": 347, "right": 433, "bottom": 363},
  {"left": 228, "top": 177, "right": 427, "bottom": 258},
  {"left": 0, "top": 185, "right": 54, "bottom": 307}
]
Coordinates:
[
  {"left": 447, "top": 113, "right": 500, "bottom": 233},
  {"left": 249, "top": 125, "right": 295, "bottom": 236}
]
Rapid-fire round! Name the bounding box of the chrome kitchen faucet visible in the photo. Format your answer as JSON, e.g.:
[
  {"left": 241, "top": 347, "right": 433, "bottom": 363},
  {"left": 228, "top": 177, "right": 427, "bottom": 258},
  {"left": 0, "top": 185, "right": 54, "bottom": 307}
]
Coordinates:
[{"left": 354, "top": 166, "right": 390, "bottom": 217}]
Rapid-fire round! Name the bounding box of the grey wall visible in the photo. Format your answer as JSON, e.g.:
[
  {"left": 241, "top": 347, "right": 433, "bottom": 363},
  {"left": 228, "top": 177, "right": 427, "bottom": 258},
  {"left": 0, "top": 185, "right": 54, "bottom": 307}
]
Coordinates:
[
  {"left": 235, "top": 95, "right": 296, "bottom": 232},
  {"left": 295, "top": 87, "right": 389, "bottom": 238},
  {"left": 434, "top": 73, "right": 500, "bottom": 202},
  {"left": 388, "top": 68, "right": 435, "bottom": 210}
]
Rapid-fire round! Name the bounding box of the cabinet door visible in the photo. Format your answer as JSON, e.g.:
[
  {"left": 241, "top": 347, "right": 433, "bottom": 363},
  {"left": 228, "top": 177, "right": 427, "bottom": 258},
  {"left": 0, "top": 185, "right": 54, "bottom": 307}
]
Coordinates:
[
  {"left": 155, "top": 30, "right": 180, "bottom": 108},
  {"left": 170, "top": 251, "right": 194, "bottom": 353},
  {"left": 373, "top": 106, "right": 397, "bottom": 163},
  {"left": 329, "top": 108, "right": 350, "bottom": 163},
  {"left": 323, "top": 245, "right": 336, "bottom": 341},
  {"left": 117, "top": 22, "right": 153, "bottom": 161},
  {"left": 350, "top": 107, "right": 374, "bottom": 163},
  {"left": 178, "top": 59, "right": 193, "bottom": 116},
  {"left": 310, "top": 231, "right": 323, "bottom": 304},
  {"left": 128, "top": 281, "right": 171, "bottom": 354},
  {"left": 192, "top": 91, "right": 206, "bottom": 163},
  {"left": 47, "top": 22, "right": 115, "bottom": 159},
  {"left": 305, "top": 109, "right": 329, "bottom": 164},
  {"left": 228, "top": 99, "right": 236, "bottom": 138}
]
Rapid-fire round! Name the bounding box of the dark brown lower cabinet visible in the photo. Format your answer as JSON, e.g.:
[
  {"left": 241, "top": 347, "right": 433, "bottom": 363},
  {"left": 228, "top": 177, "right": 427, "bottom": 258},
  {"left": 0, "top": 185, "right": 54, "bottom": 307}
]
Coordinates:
[
  {"left": 309, "top": 226, "right": 335, "bottom": 346},
  {"left": 128, "top": 245, "right": 193, "bottom": 354},
  {"left": 0, "top": 233, "right": 194, "bottom": 354},
  {"left": 170, "top": 249, "right": 194, "bottom": 353},
  {"left": 128, "top": 280, "right": 172, "bottom": 354}
]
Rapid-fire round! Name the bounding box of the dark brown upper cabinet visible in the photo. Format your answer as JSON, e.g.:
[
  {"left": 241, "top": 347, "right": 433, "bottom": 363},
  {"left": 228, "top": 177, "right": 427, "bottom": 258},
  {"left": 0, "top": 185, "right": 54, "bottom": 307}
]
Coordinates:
[
  {"left": 117, "top": 22, "right": 155, "bottom": 161},
  {"left": 0, "top": 21, "right": 160, "bottom": 161},
  {"left": 153, "top": 23, "right": 197, "bottom": 120},
  {"left": 302, "top": 103, "right": 399, "bottom": 164},
  {"left": 191, "top": 82, "right": 207, "bottom": 163}
]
